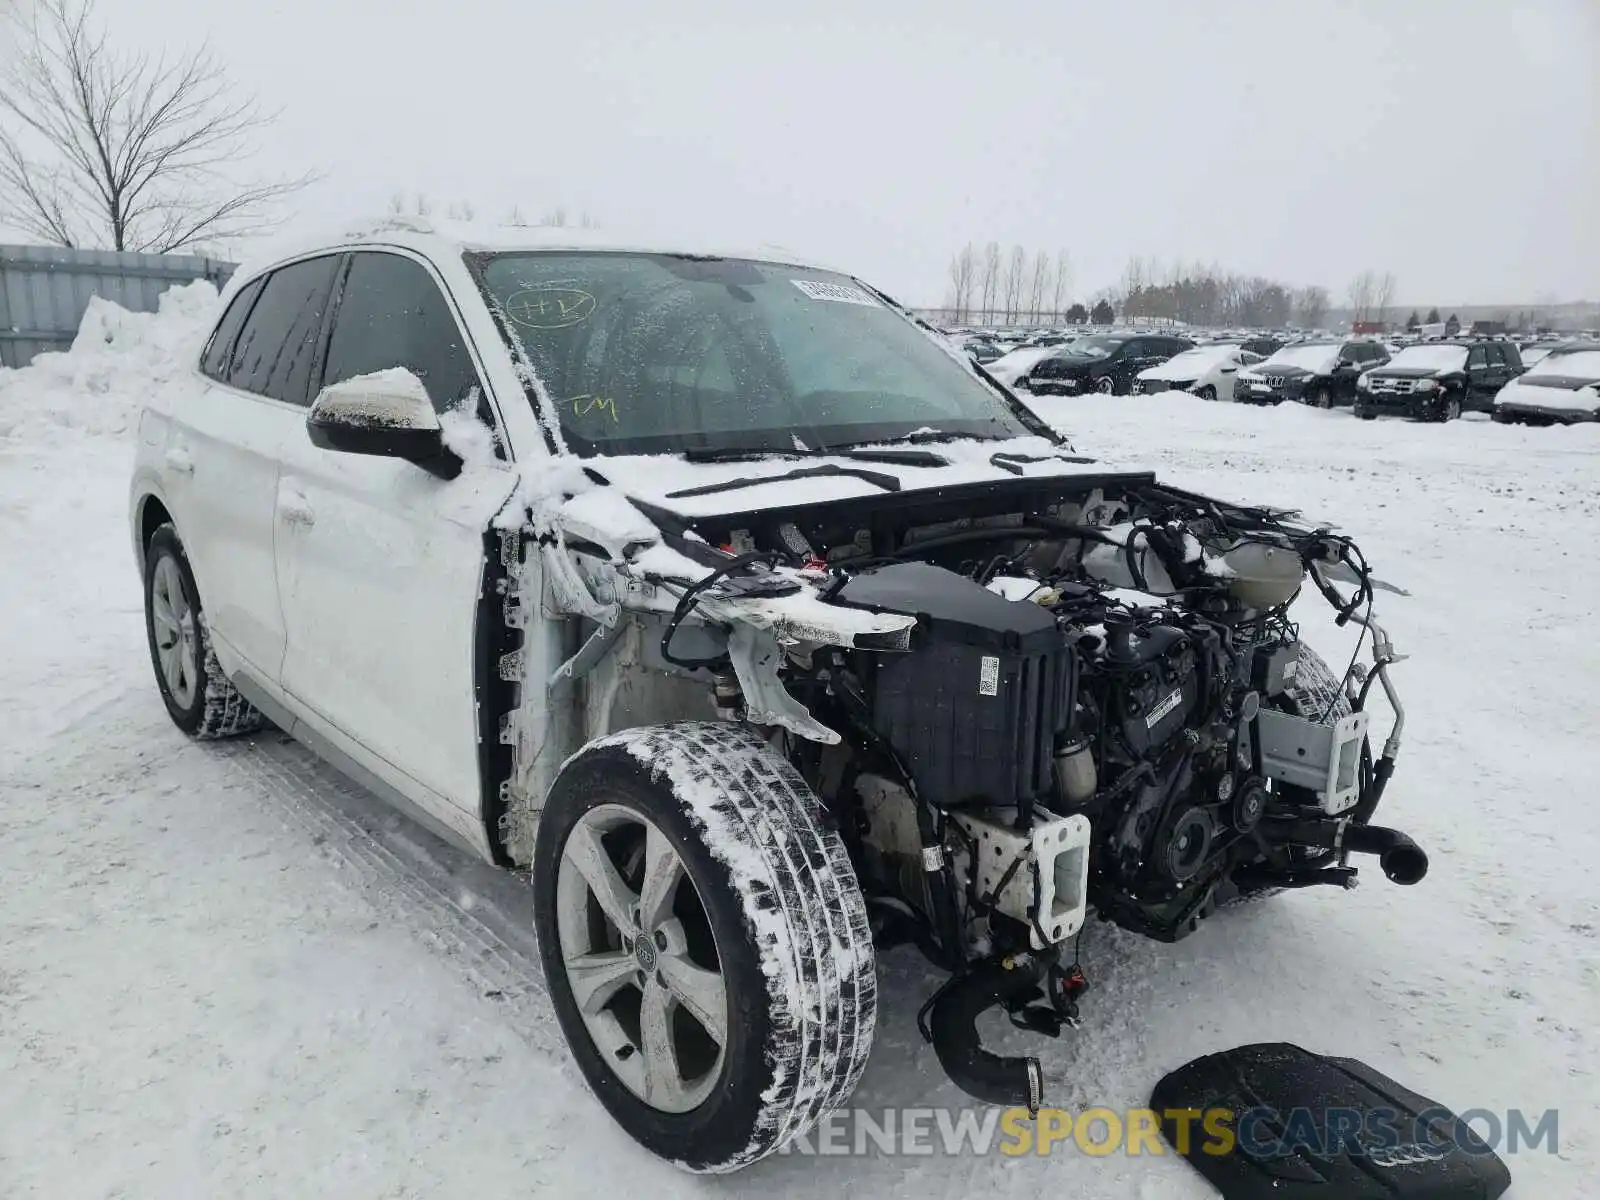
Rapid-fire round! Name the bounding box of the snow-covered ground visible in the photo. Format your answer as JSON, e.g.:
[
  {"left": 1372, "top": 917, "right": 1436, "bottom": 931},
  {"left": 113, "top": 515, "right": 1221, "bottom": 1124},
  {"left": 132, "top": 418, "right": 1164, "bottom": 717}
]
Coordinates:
[{"left": 2, "top": 306, "right": 1597, "bottom": 1197}]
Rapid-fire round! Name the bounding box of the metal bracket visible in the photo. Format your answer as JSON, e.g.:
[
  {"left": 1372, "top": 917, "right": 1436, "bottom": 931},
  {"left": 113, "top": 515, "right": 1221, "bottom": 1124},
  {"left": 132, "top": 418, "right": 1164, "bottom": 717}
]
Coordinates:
[{"left": 548, "top": 619, "right": 625, "bottom": 688}]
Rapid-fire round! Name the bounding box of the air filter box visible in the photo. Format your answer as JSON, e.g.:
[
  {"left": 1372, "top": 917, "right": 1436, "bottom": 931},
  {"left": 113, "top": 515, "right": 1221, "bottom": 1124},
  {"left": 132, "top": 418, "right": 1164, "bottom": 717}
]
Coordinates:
[{"left": 833, "top": 562, "right": 1075, "bottom": 809}]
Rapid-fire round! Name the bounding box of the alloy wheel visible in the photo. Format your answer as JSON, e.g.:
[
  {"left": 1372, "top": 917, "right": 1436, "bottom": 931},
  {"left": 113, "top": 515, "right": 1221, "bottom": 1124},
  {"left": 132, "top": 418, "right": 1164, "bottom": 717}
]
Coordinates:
[
  {"left": 150, "top": 554, "right": 199, "bottom": 709},
  {"left": 554, "top": 803, "right": 728, "bottom": 1114}
]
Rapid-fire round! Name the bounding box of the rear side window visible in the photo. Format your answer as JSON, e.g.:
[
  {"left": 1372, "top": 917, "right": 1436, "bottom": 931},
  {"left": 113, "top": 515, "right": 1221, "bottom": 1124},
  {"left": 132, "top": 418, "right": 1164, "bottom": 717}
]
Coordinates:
[
  {"left": 1467, "top": 346, "right": 1488, "bottom": 368},
  {"left": 200, "top": 280, "right": 263, "bottom": 381},
  {"left": 321, "top": 252, "right": 482, "bottom": 414},
  {"left": 226, "top": 256, "right": 341, "bottom": 404}
]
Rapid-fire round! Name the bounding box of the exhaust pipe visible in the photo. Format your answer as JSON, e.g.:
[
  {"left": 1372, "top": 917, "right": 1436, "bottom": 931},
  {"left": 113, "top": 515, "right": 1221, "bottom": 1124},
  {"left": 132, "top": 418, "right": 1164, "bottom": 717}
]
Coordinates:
[
  {"left": 927, "top": 960, "right": 1046, "bottom": 1113},
  {"left": 1268, "top": 819, "right": 1429, "bottom": 886}
]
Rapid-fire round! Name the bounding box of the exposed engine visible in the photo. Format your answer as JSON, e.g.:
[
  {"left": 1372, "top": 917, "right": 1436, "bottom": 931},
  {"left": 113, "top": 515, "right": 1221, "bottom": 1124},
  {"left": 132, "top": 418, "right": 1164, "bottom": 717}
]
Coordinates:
[{"left": 624, "top": 473, "right": 1423, "bottom": 1111}]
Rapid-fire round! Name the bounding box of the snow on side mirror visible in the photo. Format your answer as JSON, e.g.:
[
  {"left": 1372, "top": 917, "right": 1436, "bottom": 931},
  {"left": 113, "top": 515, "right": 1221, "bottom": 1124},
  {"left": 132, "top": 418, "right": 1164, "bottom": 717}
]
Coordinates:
[{"left": 307, "top": 369, "right": 460, "bottom": 478}]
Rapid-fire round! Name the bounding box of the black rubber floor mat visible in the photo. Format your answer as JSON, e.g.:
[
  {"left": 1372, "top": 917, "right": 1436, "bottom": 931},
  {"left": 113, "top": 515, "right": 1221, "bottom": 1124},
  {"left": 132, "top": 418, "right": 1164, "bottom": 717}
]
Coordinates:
[{"left": 1150, "top": 1042, "right": 1511, "bottom": 1199}]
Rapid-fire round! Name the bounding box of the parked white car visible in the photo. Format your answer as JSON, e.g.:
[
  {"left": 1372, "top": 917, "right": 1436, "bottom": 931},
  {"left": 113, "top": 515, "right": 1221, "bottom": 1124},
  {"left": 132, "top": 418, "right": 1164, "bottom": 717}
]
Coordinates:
[
  {"left": 1132, "top": 344, "right": 1262, "bottom": 400},
  {"left": 1491, "top": 345, "right": 1600, "bottom": 425},
  {"left": 983, "top": 344, "right": 1057, "bottom": 387},
  {"left": 127, "top": 220, "right": 1424, "bottom": 1174}
]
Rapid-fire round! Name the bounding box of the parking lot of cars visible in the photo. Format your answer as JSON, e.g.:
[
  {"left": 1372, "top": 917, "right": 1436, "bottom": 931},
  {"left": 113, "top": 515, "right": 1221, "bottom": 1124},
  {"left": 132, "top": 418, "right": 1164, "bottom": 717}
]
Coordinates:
[{"left": 948, "top": 323, "right": 1600, "bottom": 424}]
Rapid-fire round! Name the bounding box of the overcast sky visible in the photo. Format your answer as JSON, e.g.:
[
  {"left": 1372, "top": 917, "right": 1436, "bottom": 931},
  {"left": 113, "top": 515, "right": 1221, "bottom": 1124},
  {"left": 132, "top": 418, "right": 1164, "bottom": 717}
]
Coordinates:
[{"left": 24, "top": 0, "right": 1600, "bottom": 305}]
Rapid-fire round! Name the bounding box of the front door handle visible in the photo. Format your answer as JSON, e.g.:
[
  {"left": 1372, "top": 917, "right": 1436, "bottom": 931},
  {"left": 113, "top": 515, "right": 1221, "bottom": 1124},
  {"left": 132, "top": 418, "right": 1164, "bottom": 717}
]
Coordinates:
[
  {"left": 164, "top": 446, "right": 195, "bottom": 475},
  {"left": 278, "top": 487, "right": 315, "bottom": 527}
]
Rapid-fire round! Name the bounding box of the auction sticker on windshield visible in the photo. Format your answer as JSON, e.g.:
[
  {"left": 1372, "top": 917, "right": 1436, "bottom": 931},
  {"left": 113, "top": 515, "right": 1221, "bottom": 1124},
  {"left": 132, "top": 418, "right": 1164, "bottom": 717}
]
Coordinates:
[{"left": 791, "top": 279, "right": 878, "bottom": 306}]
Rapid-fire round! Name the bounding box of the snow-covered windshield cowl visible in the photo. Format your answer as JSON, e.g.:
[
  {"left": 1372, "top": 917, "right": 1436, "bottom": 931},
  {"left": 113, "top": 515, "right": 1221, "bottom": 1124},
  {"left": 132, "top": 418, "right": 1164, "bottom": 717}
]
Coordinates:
[
  {"left": 470, "top": 252, "right": 1038, "bottom": 455},
  {"left": 1387, "top": 345, "right": 1468, "bottom": 372}
]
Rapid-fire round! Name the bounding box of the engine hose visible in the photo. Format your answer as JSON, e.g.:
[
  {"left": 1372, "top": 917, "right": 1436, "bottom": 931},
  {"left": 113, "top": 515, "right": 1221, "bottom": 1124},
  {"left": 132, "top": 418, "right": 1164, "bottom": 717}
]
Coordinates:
[
  {"left": 927, "top": 959, "right": 1046, "bottom": 1113},
  {"left": 1269, "top": 816, "right": 1427, "bottom": 885}
]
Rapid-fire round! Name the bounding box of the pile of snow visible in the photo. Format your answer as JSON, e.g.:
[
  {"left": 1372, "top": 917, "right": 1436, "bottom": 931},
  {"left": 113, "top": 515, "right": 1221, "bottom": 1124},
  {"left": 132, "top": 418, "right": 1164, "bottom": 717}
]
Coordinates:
[{"left": 0, "top": 280, "right": 219, "bottom": 442}]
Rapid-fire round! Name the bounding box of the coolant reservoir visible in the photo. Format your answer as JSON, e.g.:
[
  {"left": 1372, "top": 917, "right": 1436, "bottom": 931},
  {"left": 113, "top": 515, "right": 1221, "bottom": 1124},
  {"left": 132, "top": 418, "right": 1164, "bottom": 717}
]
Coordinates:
[{"left": 1219, "top": 541, "right": 1306, "bottom": 609}]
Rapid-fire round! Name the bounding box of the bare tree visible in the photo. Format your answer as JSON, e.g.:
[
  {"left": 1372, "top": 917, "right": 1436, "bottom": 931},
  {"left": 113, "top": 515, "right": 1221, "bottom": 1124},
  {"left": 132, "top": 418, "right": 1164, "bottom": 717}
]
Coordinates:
[
  {"left": 0, "top": 0, "right": 314, "bottom": 252},
  {"left": 1025, "top": 249, "right": 1051, "bottom": 325},
  {"left": 978, "top": 241, "right": 1000, "bottom": 324},
  {"left": 945, "top": 242, "right": 977, "bottom": 322},
  {"left": 1346, "top": 270, "right": 1379, "bottom": 324},
  {"left": 1001, "top": 245, "right": 1026, "bottom": 323},
  {"left": 1294, "top": 285, "right": 1330, "bottom": 329},
  {"left": 1050, "top": 249, "right": 1071, "bottom": 323},
  {"left": 1372, "top": 271, "right": 1397, "bottom": 326}
]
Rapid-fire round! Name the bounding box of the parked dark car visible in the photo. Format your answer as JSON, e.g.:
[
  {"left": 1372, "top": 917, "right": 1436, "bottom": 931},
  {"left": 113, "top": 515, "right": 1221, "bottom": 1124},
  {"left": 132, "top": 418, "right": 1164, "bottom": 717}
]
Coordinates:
[
  {"left": 1213, "top": 335, "right": 1286, "bottom": 358},
  {"left": 1354, "top": 339, "right": 1524, "bottom": 421},
  {"left": 1019, "top": 333, "right": 1193, "bottom": 396},
  {"left": 1491, "top": 343, "right": 1600, "bottom": 425},
  {"left": 1234, "top": 339, "right": 1388, "bottom": 407},
  {"left": 962, "top": 338, "right": 1004, "bottom": 364}
]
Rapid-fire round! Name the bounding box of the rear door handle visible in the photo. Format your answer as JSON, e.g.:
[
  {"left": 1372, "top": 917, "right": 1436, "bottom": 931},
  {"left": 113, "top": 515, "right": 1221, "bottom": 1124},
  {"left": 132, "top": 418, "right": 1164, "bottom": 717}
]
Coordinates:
[
  {"left": 164, "top": 446, "right": 194, "bottom": 475},
  {"left": 277, "top": 486, "right": 315, "bottom": 527}
]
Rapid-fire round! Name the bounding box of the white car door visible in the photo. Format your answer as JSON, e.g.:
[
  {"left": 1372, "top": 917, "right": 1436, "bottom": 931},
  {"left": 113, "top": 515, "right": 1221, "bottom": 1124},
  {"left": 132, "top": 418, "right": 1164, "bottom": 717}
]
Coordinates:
[
  {"left": 161, "top": 256, "right": 342, "bottom": 680},
  {"left": 273, "top": 249, "right": 516, "bottom": 824}
]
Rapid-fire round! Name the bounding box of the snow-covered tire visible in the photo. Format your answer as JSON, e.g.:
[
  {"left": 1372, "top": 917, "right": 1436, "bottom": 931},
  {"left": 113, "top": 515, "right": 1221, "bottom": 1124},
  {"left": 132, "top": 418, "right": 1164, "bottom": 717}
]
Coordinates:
[
  {"left": 532, "top": 722, "right": 876, "bottom": 1173},
  {"left": 1095, "top": 375, "right": 1116, "bottom": 394},
  {"left": 142, "top": 523, "right": 267, "bottom": 740}
]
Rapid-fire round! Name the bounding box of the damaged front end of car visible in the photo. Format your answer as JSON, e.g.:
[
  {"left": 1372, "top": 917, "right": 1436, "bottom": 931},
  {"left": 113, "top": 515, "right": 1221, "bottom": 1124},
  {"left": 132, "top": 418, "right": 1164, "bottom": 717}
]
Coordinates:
[{"left": 499, "top": 459, "right": 1422, "bottom": 1114}]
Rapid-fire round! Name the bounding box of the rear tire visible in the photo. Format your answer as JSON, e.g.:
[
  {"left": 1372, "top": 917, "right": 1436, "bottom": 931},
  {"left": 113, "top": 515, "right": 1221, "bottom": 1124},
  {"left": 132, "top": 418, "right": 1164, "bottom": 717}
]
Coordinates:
[
  {"left": 142, "top": 523, "right": 267, "bottom": 739},
  {"left": 533, "top": 722, "right": 876, "bottom": 1172}
]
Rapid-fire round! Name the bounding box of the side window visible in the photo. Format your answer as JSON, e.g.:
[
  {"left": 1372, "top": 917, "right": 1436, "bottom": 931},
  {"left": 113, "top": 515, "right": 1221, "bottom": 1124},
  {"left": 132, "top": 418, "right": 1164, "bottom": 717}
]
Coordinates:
[
  {"left": 1467, "top": 345, "right": 1489, "bottom": 368},
  {"left": 200, "top": 280, "right": 263, "bottom": 381},
  {"left": 1481, "top": 344, "right": 1503, "bottom": 367},
  {"left": 321, "top": 252, "right": 483, "bottom": 415},
  {"left": 1120, "top": 339, "right": 1146, "bottom": 359},
  {"left": 227, "top": 256, "right": 341, "bottom": 403}
]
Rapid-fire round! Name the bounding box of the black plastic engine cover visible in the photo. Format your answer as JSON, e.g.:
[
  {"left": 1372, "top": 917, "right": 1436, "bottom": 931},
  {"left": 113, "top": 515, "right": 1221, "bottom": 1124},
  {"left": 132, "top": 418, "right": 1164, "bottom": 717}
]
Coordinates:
[
  {"left": 833, "top": 562, "right": 1073, "bottom": 808},
  {"left": 1151, "top": 1043, "right": 1511, "bottom": 1199}
]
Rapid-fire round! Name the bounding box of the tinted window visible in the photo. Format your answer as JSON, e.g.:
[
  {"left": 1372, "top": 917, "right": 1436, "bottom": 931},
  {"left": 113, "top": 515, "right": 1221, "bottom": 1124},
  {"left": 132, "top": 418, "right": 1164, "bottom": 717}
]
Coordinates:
[
  {"left": 1482, "top": 344, "right": 1505, "bottom": 367},
  {"left": 1467, "top": 346, "right": 1489, "bottom": 368},
  {"left": 201, "top": 280, "right": 262, "bottom": 381},
  {"left": 323, "top": 252, "right": 483, "bottom": 414},
  {"left": 227, "top": 256, "right": 340, "bottom": 403}
]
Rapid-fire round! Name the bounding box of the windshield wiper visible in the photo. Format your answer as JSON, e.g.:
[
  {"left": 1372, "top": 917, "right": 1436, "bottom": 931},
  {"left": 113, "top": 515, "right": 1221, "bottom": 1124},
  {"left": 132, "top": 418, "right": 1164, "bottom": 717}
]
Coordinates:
[
  {"left": 681, "top": 443, "right": 950, "bottom": 467},
  {"left": 665, "top": 463, "right": 903, "bottom": 499}
]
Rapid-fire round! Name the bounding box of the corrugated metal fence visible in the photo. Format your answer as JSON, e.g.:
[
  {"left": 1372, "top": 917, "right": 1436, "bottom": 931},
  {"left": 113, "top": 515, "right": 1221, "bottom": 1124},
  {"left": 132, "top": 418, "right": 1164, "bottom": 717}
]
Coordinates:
[{"left": 0, "top": 245, "right": 236, "bottom": 369}]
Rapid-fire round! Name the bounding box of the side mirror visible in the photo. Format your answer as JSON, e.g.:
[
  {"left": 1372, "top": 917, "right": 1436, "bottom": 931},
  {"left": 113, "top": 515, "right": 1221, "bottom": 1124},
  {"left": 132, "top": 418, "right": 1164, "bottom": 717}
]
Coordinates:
[{"left": 307, "top": 370, "right": 461, "bottom": 479}]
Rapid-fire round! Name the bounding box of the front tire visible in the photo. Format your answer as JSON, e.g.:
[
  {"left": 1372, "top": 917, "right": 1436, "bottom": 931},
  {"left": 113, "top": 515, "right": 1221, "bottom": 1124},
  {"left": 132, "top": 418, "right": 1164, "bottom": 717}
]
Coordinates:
[
  {"left": 1095, "top": 375, "right": 1116, "bottom": 395},
  {"left": 533, "top": 722, "right": 876, "bottom": 1172},
  {"left": 1443, "top": 396, "right": 1462, "bottom": 421},
  {"left": 142, "top": 523, "right": 266, "bottom": 739},
  {"left": 1195, "top": 385, "right": 1217, "bottom": 401}
]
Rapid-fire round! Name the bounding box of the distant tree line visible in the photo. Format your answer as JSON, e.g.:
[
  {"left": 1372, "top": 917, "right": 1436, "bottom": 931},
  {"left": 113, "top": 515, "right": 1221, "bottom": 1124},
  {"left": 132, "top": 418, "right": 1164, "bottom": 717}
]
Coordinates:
[
  {"left": 945, "top": 242, "right": 1075, "bottom": 325},
  {"left": 945, "top": 243, "right": 1419, "bottom": 333}
]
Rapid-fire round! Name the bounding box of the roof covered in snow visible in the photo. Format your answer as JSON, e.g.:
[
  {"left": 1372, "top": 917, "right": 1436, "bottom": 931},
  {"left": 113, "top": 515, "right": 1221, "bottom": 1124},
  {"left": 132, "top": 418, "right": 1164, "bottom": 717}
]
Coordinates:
[{"left": 231, "top": 216, "right": 841, "bottom": 286}]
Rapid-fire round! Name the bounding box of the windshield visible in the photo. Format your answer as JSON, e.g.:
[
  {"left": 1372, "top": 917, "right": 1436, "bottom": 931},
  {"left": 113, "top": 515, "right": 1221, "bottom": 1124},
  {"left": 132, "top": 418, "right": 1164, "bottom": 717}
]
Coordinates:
[
  {"left": 1388, "top": 345, "right": 1468, "bottom": 372},
  {"left": 1261, "top": 344, "right": 1338, "bottom": 373},
  {"left": 1529, "top": 350, "right": 1600, "bottom": 379},
  {"left": 1060, "top": 335, "right": 1124, "bottom": 359},
  {"left": 471, "top": 252, "right": 1038, "bottom": 455}
]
